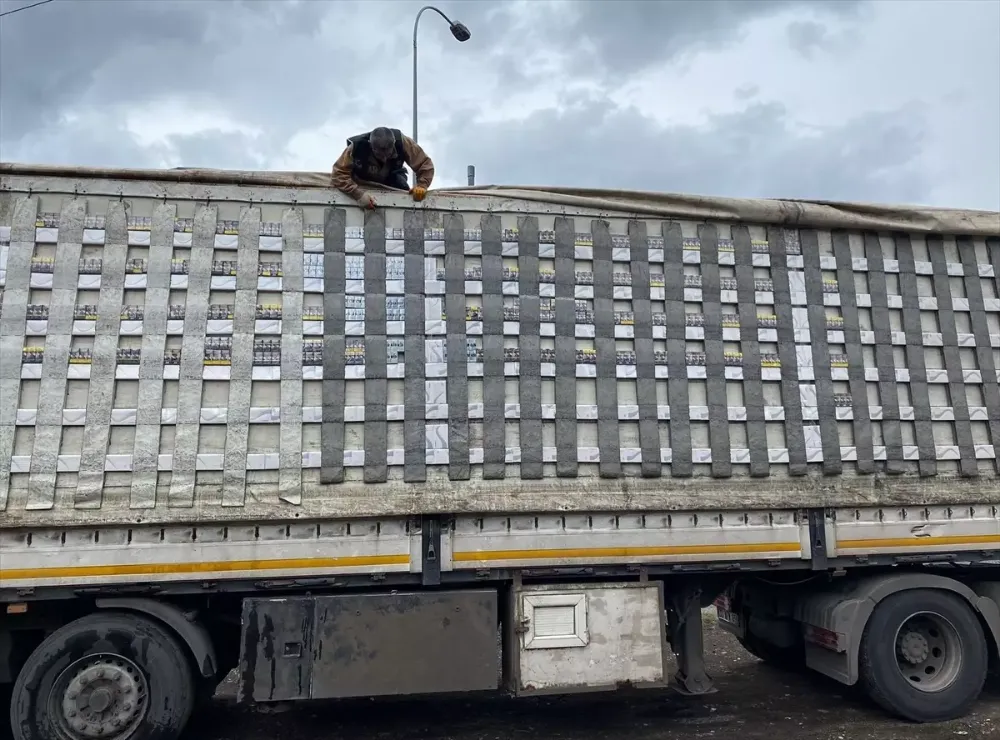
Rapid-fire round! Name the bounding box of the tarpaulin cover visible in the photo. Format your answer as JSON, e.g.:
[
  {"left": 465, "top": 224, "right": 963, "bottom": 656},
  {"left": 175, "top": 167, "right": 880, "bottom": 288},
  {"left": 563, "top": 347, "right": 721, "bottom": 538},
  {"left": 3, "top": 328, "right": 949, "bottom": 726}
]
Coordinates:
[{"left": 2, "top": 162, "right": 997, "bottom": 236}]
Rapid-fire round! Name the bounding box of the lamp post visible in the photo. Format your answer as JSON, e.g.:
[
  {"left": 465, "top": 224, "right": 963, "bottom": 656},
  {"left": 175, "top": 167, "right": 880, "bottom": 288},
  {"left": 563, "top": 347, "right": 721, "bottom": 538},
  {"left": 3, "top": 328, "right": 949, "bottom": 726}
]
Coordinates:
[{"left": 412, "top": 6, "right": 470, "bottom": 143}]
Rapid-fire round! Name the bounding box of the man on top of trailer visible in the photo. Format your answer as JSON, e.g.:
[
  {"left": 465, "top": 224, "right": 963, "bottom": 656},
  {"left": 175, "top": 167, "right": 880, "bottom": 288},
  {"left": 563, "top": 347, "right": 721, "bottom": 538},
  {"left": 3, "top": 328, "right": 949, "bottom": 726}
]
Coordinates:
[{"left": 332, "top": 127, "right": 435, "bottom": 210}]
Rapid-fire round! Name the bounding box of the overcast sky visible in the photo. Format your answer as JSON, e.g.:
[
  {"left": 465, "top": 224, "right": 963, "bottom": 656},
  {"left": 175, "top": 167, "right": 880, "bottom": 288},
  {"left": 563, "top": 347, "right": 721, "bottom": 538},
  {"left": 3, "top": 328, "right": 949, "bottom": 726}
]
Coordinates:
[{"left": 1, "top": 0, "right": 998, "bottom": 210}]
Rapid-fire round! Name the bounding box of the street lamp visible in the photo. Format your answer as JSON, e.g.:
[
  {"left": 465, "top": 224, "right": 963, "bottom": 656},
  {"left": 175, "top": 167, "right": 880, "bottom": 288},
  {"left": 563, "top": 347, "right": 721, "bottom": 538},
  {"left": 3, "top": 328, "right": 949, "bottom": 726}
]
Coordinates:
[{"left": 412, "top": 5, "right": 470, "bottom": 143}]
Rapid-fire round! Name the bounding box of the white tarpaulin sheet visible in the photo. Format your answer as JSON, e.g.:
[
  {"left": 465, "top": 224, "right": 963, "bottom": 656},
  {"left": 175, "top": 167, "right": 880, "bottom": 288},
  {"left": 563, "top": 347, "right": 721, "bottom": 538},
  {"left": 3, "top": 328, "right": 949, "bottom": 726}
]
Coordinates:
[{"left": 2, "top": 163, "right": 997, "bottom": 236}]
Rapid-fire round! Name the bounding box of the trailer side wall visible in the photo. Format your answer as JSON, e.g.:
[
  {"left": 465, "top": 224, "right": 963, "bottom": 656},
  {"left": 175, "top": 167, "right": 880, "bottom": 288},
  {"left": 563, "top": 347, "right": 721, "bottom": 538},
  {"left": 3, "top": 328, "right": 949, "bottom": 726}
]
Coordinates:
[{"left": 1, "top": 173, "right": 998, "bottom": 529}]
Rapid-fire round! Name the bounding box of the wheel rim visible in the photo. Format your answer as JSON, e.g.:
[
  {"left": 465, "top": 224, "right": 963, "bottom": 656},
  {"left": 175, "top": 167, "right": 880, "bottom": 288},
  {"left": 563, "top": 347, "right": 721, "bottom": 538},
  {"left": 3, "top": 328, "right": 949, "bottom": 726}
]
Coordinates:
[
  {"left": 50, "top": 653, "right": 150, "bottom": 739},
  {"left": 893, "top": 611, "right": 964, "bottom": 693}
]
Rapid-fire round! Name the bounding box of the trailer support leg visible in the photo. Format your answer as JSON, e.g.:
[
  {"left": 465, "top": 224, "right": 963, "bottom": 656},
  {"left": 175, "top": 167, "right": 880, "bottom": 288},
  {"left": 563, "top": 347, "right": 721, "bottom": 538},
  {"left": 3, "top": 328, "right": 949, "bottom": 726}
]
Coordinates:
[{"left": 667, "top": 586, "right": 717, "bottom": 696}]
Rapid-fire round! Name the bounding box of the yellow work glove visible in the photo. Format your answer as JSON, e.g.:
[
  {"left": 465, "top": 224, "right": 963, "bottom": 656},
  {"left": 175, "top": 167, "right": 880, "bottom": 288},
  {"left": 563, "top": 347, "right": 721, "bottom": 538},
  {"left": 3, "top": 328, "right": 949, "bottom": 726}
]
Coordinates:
[{"left": 410, "top": 186, "right": 427, "bottom": 202}]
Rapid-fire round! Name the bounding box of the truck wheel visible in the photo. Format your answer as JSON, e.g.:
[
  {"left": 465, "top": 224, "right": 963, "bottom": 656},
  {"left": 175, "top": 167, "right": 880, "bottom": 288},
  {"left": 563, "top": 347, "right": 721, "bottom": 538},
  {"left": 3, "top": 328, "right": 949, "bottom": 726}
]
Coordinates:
[
  {"left": 858, "top": 589, "right": 988, "bottom": 723},
  {"left": 10, "top": 612, "right": 195, "bottom": 740}
]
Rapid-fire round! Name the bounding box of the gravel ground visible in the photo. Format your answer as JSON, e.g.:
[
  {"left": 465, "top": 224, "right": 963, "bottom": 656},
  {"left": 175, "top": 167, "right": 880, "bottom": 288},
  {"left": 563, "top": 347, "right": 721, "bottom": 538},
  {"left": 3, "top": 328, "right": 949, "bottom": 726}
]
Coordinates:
[{"left": 186, "top": 614, "right": 1000, "bottom": 740}]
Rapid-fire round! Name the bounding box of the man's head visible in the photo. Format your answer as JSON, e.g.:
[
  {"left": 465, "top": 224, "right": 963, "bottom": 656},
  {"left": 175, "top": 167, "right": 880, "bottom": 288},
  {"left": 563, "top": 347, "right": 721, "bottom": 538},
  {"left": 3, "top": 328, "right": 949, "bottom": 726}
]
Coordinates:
[{"left": 369, "top": 127, "right": 396, "bottom": 162}]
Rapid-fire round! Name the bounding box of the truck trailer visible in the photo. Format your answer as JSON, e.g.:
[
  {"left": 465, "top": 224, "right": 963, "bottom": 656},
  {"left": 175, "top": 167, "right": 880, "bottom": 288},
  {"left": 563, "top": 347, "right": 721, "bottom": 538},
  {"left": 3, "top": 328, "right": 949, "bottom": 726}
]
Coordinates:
[{"left": 0, "top": 163, "right": 999, "bottom": 740}]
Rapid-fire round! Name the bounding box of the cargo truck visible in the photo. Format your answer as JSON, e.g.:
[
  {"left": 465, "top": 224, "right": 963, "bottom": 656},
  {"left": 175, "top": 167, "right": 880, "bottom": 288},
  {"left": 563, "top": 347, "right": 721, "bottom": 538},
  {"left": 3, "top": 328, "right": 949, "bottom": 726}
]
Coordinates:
[{"left": 0, "top": 162, "right": 999, "bottom": 740}]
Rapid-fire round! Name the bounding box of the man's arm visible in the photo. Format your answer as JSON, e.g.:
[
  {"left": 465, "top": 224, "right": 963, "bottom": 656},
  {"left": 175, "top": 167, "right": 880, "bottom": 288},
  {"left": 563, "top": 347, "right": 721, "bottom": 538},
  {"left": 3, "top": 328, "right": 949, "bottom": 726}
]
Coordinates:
[
  {"left": 331, "top": 143, "right": 365, "bottom": 200},
  {"left": 400, "top": 135, "right": 435, "bottom": 190}
]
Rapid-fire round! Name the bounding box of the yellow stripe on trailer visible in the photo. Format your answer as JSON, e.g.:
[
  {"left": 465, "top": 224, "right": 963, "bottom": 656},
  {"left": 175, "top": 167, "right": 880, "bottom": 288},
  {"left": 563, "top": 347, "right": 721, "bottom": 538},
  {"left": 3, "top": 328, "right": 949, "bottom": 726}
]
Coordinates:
[
  {"left": 836, "top": 534, "right": 1000, "bottom": 551},
  {"left": 0, "top": 553, "right": 410, "bottom": 583},
  {"left": 452, "top": 541, "right": 803, "bottom": 563}
]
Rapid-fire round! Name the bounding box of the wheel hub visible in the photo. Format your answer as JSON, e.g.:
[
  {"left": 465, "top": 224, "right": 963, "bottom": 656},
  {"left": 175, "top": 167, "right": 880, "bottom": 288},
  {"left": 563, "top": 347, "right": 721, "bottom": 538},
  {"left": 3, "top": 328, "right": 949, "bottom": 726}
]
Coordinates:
[
  {"left": 893, "top": 612, "right": 964, "bottom": 694},
  {"left": 57, "top": 655, "right": 149, "bottom": 739},
  {"left": 88, "top": 687, "right": 112, "bottom": 713},
  {"left": 898, "top": 631, "right": 930, "bottom": 664}
]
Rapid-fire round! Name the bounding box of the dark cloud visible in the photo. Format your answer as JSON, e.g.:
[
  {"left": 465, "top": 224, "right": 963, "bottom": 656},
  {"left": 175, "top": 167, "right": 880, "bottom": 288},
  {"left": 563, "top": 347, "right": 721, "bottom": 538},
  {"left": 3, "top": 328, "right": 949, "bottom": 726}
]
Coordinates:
[
  {"left": 435, "top": 0, "right": 868, "bottom": 94},
  {"left": 543, "top": 0, "right": 865, "bottom": 76},
  {"left": 786, "top": 20, "right": 833, "bottom": 58},
  {"left": 0, "top": 0, "right": 332, "bottom": 142},
  {"left": 437, "top": 98, "right": 931, "bottom": 205}
]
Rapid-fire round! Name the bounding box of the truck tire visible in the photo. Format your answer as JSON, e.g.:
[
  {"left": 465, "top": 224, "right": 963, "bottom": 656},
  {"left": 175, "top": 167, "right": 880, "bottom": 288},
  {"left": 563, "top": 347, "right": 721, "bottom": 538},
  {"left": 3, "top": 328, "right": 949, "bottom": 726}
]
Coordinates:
[
  {"left": 858, "top": 589, "right": 988, "bottom": 723},
  {"left": 10, "top": 612, "right": 195, "bottom": 740}
]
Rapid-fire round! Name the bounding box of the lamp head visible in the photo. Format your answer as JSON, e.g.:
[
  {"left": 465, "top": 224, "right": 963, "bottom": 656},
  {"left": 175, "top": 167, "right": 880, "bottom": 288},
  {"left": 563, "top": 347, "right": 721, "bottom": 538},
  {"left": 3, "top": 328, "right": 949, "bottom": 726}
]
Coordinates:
[{"left": 450, "top": 22, "right": 471, "bottom": 42}]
